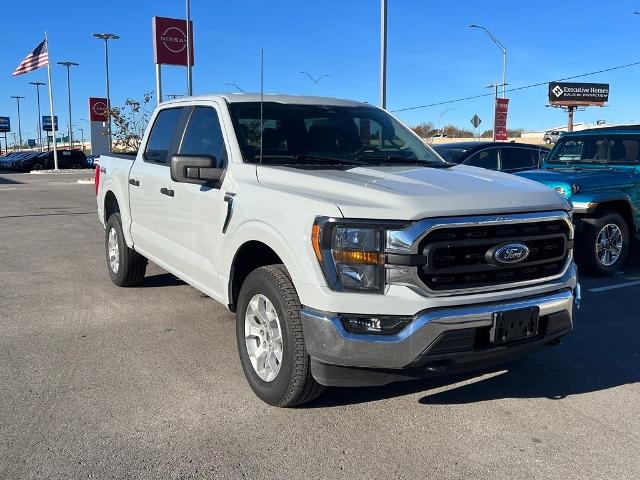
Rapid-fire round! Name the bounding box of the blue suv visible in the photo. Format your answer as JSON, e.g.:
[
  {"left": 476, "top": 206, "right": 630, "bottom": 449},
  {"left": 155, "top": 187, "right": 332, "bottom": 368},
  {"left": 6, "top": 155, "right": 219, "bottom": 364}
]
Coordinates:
[{"left": 517, "top": 126, "right": 640, "bottom": 275}]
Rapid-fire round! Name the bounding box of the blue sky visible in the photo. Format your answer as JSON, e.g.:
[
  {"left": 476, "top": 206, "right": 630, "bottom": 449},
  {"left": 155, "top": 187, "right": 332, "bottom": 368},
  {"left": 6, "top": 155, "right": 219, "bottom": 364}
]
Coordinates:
[{"left": 2, "top": 0, "right": 640, "bottom": 142}]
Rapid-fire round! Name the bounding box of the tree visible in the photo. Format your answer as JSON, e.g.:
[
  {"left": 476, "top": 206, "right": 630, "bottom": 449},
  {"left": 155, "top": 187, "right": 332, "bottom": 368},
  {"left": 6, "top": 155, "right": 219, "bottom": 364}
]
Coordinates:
[
  {"left": 442, "top": 124, "right": 474, "bottom": 138},
  {"left": 411, "top": 122, "right": 437, "bottom": 138},
  {"left": 106, "top": 92, "right": 154, "bottom": 153}
]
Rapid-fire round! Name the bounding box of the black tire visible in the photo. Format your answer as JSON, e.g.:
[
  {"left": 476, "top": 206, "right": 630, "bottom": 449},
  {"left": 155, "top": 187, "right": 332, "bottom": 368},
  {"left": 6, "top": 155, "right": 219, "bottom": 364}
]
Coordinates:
[
  {"left": 545, "top": 138, "right": 552, "bottom": 145},
  {"left": 236, "top": 264, "right": 324, "bottom": 407},
  {"left": 105, "top": 213, "right": 147, "bottom": 287},
  {"left": 578, "top": 210, "right": 629, "bottom": 276}
]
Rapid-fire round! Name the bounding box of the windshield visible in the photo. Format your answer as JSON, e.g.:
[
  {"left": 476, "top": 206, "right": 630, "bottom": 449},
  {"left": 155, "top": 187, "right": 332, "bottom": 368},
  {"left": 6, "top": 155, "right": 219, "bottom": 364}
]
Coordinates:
[
  {"left": 433, "top": 146, "right": 471, "bottom": 163},
  {"left": 548, "top": 134, "right": 640, "bottom": 165},
  {"left": 228, "top": 102, "right": 447, "bottom": 167}
]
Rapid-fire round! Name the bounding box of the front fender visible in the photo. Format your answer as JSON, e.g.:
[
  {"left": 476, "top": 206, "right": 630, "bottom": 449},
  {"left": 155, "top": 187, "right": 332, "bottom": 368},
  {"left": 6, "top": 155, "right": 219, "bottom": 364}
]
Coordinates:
[{"left": 571, "top": 190, "right": 634, "bottom": 214}]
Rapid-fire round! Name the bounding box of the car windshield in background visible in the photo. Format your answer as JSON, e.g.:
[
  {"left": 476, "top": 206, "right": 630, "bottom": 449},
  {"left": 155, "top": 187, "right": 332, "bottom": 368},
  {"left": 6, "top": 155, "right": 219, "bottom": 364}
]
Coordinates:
[
  {"left": 228, "top": 102, "right": 447, "bottom": 167},
  {"left": 432, "top": 146, "right": 471, "bottom": 164},
  {"left": 547, "top": 135, "right": 640, "bottom": 165}
]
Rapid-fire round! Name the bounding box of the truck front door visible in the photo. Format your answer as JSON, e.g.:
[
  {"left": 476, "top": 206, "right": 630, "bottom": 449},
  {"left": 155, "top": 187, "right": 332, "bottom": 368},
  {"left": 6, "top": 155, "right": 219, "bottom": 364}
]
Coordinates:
[{"left": 159, "top": 103, "right": 230, "bottom": 300}]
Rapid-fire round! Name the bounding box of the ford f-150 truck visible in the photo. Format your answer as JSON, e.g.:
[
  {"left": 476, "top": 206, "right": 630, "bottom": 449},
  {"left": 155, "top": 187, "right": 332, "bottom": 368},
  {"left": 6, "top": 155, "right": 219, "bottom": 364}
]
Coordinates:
[
  {"left": 96, "top": 94, "right": 580, "bottom": 407},
  {"left": 518, "top": 126, "right": 640, "bottom": 276}
]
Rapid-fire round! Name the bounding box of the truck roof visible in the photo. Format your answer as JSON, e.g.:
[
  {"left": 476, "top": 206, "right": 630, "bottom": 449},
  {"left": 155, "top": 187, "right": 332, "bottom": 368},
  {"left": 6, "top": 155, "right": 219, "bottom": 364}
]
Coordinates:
[
  {"left": 563, "top": 124, "right": 640, "bottom": 136},
  {"left": 161, "top": 93, "right": 371, "bottom": 108}
]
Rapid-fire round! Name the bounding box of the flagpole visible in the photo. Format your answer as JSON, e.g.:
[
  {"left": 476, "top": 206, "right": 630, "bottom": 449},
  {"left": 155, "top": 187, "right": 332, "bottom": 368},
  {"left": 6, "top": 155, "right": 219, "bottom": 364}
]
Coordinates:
[{"left": 45, "top": 32, "right": 59, "bottom": 170}]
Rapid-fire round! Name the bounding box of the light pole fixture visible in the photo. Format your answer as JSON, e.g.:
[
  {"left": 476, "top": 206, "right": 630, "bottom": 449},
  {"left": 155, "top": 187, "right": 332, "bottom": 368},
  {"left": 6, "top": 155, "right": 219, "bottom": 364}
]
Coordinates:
[
  {"left": 57, "top": 61, "right": 79, "bottom": 149},
  {"left": 438, "top": 108, "right": 454, "bottom": 134},
  {"left": 301, "top": 72, "right": 330, "bottom": 96},
  {"left": 29, "top": 82, "right": 46, "bottom": 151},
  {"left": 10, "top": 96, "right": 25, "bottom": 151},
  {"left": 186, "top": 0, "right": 193, "bottom": 96},
  {"left": 469, "top": 24, "right": 507, "bottom": 98},
  {"left": 92, "top": 33, "right": 119, "bottom": 151},
  {"left": 224, "top": 82, "right": 245, "bottom": 93}
]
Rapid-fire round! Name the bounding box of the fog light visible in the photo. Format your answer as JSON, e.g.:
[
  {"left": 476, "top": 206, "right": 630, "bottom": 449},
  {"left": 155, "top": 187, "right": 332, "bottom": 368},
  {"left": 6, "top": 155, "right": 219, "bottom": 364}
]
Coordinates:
[{"left": 340, "top": 314, "right": 412, "bottom": 335}]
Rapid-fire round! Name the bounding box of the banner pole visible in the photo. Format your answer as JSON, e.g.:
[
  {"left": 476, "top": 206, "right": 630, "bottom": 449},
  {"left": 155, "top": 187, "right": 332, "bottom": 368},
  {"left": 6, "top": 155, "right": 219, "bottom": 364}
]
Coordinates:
[{"left": 45, "top": 33, "right": 59, "bottom": 170}]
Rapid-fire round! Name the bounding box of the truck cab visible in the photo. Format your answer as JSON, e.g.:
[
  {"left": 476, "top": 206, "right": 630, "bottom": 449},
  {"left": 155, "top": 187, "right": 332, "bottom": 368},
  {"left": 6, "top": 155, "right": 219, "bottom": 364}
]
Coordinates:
[
  {"left": 96, "top": 94, "right": 580, "bottom": 406},
  {"left": 518, "top": 126, "right": 640, "bottom": 275}
]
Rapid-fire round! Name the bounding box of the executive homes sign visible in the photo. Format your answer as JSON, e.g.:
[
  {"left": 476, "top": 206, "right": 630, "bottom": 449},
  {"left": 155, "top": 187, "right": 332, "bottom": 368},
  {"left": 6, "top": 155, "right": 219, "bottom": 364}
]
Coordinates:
[{"left": 548, "top": 82, "right": 609, "bottom": 107}]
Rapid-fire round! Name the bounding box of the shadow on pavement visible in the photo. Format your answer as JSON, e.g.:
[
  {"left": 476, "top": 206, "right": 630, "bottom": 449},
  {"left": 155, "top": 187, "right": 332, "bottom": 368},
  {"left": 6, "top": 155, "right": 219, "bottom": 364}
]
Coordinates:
[
  {"left": 312, "top": 292, "right": 640, "bottom": 407},
  {"left": 140, "top": 273, "right": 186, "bottom": 288},
  {"left": 0, "top": 174, "right": 23, "bottom": 184}
]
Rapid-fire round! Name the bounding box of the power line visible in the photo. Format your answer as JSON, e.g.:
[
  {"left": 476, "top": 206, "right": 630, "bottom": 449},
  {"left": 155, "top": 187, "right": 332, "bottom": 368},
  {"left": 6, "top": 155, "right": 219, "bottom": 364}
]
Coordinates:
[{"left": 391, "top": 60, "right": 640, "bottom": 113}]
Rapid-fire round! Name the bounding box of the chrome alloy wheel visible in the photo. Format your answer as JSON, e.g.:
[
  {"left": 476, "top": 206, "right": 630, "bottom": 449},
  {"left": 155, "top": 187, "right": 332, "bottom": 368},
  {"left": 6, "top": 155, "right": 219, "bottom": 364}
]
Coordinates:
[
  {"left": 108, "top": 227, "right": 120, "bottom": 273},
  {"left": 244, "top": 294, "right": 283, "bottom": 382},
  {"left": 596, "top": 223, "right": 623, "bottom": 267}
]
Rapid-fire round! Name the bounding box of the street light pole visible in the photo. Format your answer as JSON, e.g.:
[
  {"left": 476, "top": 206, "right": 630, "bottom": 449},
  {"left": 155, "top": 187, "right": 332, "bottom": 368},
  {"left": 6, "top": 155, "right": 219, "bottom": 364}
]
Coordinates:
[
  {"left": 380, "top": 0, "right": 388, "bottom": 108},
  {"left": 487, "top": 82, "right": 507, "bottom": 141},
  {"left": 300, "top": 72, "right": 330, "bottom": 96},
  {"left": 92, "top": 33, "right": 119, "bottom": 152},
  {"left": 57, "top": 61, "right": 79, "bottom": 149},
  {"left": 438, "top": 108, "right": 454, "bottom": 134},
  {"left": 29, "top": 82, "right": 46, "bottom": 151},
  {"left": 77, "top": 127, "right": 85, "bottom": 151},
  {"left": 10, "top": 96, "right": 25, "bottom": 151},
  {"left": 469, "top": 24, "right": 507, "bottom": 98},
  {"left": 224, "top": 82, "right": 245, "bottom": 93}
]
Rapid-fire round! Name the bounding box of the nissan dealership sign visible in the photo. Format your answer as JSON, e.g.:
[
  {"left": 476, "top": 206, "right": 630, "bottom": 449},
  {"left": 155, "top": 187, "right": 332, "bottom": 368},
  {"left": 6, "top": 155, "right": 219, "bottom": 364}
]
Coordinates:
[
  {"left": 153, "top": 16, "right": 194, "bottom": 66},
  {"left": 89, "top": 97, "right": 109, "bottom": 122},
  {"left": 549, "top": 82, "right": 609, "bottom": 107}
]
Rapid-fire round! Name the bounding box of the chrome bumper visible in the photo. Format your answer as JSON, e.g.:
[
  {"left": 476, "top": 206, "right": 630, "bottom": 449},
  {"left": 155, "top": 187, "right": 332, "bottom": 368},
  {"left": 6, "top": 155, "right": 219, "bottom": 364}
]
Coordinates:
[{"left": 301, "top": 288, "right": 578, "bottom": 369}]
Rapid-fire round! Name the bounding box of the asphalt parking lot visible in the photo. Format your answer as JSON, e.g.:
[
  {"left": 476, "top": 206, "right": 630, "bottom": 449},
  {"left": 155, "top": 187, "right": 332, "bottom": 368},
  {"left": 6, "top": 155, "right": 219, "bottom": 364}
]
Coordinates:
[{"left": 1, "top": 171, "right": 639, "bottom": 480}]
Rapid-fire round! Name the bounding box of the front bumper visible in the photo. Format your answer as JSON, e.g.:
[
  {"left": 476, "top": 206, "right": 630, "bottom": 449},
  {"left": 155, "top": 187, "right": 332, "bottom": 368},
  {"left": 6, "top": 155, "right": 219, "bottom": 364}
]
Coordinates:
[{"left": 301, "top": 286, "right": 579, "bottom": 385}]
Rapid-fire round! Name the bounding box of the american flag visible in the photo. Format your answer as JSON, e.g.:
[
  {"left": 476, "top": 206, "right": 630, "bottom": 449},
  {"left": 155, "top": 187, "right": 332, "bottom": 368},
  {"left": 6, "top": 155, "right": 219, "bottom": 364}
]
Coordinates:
[{"left": 12, "top": 39, "right": 49, "bottom": 76}]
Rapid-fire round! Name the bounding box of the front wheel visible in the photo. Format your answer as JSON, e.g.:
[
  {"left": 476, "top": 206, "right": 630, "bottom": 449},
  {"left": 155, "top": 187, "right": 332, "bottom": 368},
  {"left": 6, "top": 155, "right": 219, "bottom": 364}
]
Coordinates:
[
  {"left": 236, "top": 265, "right": 324, "bottom": 407},
  {"left": 578, "top": 211, "right": 629, "bottom": 276}
]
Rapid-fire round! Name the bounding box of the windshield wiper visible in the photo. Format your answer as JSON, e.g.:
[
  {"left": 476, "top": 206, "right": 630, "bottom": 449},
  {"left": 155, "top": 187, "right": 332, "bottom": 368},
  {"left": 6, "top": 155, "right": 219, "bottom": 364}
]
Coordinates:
[{"left": 356, "top": 154, "right": 454, "bottom": 168}]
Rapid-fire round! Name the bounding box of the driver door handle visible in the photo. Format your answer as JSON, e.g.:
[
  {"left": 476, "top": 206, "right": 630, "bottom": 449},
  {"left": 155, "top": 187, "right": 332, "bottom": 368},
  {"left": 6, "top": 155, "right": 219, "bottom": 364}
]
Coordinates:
[
  {"left": 160, "top": 187, "right": 174, "bottom": 197},
  {"left": 128, "top": 178, "right": 140, "bottom": 187}
]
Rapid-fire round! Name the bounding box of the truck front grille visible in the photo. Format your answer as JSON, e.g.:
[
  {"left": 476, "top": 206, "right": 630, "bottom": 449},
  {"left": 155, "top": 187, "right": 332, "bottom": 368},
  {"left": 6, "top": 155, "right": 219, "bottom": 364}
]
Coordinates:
[{"left": 417, "top": 219, "right": 571, "bottom": 292}]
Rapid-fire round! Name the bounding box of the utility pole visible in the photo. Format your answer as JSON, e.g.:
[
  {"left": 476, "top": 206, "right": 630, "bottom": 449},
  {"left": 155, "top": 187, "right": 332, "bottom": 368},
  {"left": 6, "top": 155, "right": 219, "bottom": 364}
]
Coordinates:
[
  {"left": 57, "top": 61, "right": 79, "bottom": 148},
  {"left": 10, "top": 96, "right": 25, "bottom": 151},
  {"left": 29, "top": 82, "right": 46, "bottom": 151},
  {"left": 92, "top": 33, "right": 119, "bottom": 151},
  {"left": 186, "top": 0, "right": 193, "bottom": 95},
  {"left": 380, "top": 0, "right": 388, "bottom": 109}
]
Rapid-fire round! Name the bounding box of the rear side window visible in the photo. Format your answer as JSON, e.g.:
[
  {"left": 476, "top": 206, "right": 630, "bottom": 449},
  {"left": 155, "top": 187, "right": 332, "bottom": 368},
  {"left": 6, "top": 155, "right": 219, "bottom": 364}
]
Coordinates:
[
  {"left": 178, "top": 107, "right": 227, "bottom": 166},
  {"left": 500, "top": 148, "right": 536, "bottom": 171},
  {"left": 144, "top": 108, "right": 184, "bottom": 164},
  {"left": 466, "top": 148, "right": 498, "bottom": 170}
]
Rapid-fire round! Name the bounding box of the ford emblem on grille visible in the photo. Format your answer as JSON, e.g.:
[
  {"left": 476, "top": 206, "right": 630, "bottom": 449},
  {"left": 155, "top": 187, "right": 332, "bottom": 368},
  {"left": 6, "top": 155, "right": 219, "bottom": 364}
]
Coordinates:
[{"left": 488, "top": 242, "right": 530, "bottom": 265}]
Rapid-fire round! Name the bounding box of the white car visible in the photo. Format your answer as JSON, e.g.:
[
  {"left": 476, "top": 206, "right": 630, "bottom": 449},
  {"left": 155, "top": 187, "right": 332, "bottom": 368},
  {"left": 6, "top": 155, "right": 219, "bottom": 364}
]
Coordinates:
[{"left": 96, "top": 94, "right": 580, "bottom": 406}]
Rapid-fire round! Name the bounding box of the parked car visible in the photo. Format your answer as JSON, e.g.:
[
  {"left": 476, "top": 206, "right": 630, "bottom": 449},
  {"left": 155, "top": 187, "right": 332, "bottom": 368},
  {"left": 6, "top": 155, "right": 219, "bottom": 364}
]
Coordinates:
[
  {"left": 543, "top": 130, "right": 564, "bottom": 145},
  {"left": 96, "top": 94, "right": 579, "bottom": 406},
  {"left": 433, "top": 141, "right": 549, "bottom": 173},
  {"left": 517, "top": 125, "right": 640, "bottom": 275}
]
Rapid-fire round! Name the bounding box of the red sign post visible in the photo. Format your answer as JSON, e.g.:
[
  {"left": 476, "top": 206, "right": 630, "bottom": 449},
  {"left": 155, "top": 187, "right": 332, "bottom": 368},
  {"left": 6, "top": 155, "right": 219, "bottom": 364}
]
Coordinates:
[
  {"left": 494, "top": 98, "right": 509, "bottom": 141},
  {"left": 153, "top": 16, "right": 194, "bottom": 66}
]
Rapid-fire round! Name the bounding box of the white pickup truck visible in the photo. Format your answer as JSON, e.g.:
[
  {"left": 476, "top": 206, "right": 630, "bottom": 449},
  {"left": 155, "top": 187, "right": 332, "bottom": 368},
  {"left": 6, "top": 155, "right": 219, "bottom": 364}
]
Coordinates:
[{"left": 96, "top": 94, "right": 580, "bottom": 406}]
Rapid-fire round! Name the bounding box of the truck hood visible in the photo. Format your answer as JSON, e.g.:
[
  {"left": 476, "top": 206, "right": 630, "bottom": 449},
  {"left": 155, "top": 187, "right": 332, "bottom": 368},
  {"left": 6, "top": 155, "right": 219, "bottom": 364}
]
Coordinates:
[
  {"left": 517, "top": 167, "right": 634, "bottom": 191},
  {"left": 256, "top": 164, "right": 569, "bottom": 220}
]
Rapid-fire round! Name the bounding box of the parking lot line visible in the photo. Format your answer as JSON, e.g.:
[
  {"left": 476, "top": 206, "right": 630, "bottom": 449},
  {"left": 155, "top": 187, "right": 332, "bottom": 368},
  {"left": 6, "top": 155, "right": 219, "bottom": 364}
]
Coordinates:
[{"left": 589, "top": 280, "right": 640, "bottom": 293}]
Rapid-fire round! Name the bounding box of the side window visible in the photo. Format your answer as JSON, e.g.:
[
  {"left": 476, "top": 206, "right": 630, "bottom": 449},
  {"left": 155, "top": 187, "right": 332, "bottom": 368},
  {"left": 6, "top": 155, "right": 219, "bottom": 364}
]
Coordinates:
[
  {"left": 466, "top": 148, "right": 498, "bottom": 170},
  {"left": 179, "top": 107, "right": 227, "bottom": 167},
  {"left": 500, "top": 148, "right": 536, "bottom": 171},
  {"left": 144, "top": 107, "right": 184, "bottom": 164}
]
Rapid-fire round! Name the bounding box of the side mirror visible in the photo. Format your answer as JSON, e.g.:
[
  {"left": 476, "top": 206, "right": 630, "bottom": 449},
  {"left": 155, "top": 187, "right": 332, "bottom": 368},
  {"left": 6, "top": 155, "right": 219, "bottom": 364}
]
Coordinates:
[{"left": 170, "top": 155, "right": 224, "bottom": 185}]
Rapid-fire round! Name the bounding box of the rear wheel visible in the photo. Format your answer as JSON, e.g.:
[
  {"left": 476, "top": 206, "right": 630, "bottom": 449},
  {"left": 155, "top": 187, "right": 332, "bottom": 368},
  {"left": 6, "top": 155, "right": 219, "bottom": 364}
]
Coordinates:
[
  {"left": 578, "top": 211, "right": 629, "bottom": 276},
  {"left": 545, "top": 138, "right": 552, "bottom": 145},
  {"left": 105, "top": 213, "right": 147, "bottom": 286},
  {"left": 236, "top": 265, "right": 324, "bottom": 407}
]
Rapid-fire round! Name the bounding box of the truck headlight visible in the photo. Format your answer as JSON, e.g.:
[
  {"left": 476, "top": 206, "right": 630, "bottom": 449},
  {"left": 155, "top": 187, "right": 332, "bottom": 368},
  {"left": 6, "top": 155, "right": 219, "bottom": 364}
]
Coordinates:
[{"left": 312, "top": 219, "right": 387, "bottom": 293}]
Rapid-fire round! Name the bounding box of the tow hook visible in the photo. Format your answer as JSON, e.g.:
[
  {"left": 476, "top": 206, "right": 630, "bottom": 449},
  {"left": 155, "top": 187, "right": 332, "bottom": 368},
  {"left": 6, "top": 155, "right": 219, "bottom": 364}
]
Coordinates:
[{"left": 574, "top": 283, "right": 582, "bottom": 309}]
